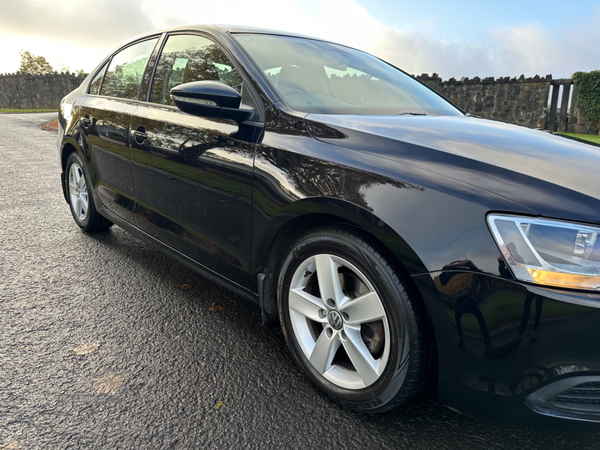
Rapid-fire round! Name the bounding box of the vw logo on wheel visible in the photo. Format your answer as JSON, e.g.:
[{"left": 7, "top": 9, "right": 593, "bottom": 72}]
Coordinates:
[{"left": 327, "top": 310, "right": 343, "bottom": 330}]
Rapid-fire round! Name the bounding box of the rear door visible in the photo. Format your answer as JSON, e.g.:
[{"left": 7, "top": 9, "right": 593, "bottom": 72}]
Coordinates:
[
  {"left": 80, "top": 37, "right": 159, "bottom": 222},
  {"left": 129, "top": 33, "right": 262, "bottom": 287}
]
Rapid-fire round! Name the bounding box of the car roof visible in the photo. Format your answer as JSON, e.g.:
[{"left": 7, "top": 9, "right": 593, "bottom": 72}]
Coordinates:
[{"left": 124, "top": 24, "right": 333, "bottom": 47}]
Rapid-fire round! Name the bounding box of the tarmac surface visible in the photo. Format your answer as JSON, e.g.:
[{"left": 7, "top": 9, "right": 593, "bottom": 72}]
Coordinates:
[{"left": 1, "top": 112, "right": 599, "bottom": 449}]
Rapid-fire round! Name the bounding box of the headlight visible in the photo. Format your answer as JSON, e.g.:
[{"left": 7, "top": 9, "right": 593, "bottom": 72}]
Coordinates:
[{"left": 487, "top": 214, "right": 600, "bottom": 291}]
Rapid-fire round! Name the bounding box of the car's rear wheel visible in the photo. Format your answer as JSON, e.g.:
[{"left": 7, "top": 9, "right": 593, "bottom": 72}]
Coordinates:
[
  {"left": 278, "top": 225, "right": 430, "bottom": 413},
  {"left": 65, "top": 152, "right": 113, "bottom": 232}
]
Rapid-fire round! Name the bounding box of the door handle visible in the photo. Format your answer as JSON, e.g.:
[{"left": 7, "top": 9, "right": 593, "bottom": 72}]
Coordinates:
[
  {"left": 82, "top": 115, "right": 92, "bottom": 128},
  {"left": 131, "top": 130, "right": 148, "bottom": 139},
  {"left": 131, "top": 127, "right": 148, "bottom": 144}
]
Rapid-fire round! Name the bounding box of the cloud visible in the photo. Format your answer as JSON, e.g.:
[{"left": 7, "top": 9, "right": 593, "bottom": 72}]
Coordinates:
[
  {"left": 368, "top": 14, "right": 600, "bottom": 79},
  {"left": 0, "top": 0, "right": 598, "bottom": 78},
  {"left": 0, "top": 0, "right": 161, "bottom": 48}
]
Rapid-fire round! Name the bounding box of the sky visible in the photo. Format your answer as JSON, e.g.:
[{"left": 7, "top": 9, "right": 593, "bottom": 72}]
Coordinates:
[{"left": 0, "top": 0, "right": 599, "bottom": 79}]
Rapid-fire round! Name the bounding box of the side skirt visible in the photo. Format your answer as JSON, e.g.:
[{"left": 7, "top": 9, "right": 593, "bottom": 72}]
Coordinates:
[{"left": 95, "top": 201, "right": 259, "bottom": 305}]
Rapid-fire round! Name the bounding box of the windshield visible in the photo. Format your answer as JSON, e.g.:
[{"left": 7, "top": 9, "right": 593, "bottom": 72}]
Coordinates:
[{"left": 235, "top": 34, "right": 461, "bottom": 116}]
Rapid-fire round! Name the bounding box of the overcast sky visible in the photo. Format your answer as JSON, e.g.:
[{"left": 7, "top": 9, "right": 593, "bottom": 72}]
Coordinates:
[{"left": 0, "top": 0, "right": 598, "bottom": 79}]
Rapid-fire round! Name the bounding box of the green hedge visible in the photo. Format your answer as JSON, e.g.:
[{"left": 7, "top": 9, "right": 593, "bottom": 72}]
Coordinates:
[{"left": 573, "top": 70, "right": 600, "bottom": 133}]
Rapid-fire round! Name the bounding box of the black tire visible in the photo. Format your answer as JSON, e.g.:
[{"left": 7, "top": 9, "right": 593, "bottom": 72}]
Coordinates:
[
  {"left": 277, "top": 225, "right": 431, "bottom": 413},
  {"left": 64, "top": 152, "right": 113, "bottom": 232}
]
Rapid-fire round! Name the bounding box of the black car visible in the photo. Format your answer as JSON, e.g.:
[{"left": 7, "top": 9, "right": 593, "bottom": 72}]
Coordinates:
[{"left": 58, "top": 25, "right": 600, "bottom": 428}]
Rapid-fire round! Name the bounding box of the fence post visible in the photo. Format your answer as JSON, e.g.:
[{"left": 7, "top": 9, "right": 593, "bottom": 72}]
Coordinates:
[
  {"left": 547, "top": 81, "right": 560, "bottom": 131},
  {"left": 559, "top": 81, "right": 572, "bottom": 132}
]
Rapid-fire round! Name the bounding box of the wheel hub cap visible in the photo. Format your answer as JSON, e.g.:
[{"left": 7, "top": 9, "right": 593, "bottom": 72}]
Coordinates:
[{"left": 327, "top": 310, "right": 343, "bottom": 330}]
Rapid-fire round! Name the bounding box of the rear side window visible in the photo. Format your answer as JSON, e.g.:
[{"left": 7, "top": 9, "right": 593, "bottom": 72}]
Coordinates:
[
  {"left": 101, "top": 38, "right": 159, "bottom": 100},
  {"left": 150, "top": 34, "right": 243, "bottom": 106},
  {"left": 88, "top": 62, "right": 108, "bottom": 95}
]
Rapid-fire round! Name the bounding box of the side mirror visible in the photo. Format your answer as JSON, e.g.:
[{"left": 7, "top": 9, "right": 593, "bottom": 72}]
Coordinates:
[{"left": 170, "top": 81, "right": 253, "bottom": 123}]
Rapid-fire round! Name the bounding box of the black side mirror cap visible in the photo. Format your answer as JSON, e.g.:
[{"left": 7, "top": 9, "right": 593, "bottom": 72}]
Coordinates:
[{"left": 170, "top": 81, "right": 253, "bottom": 123}]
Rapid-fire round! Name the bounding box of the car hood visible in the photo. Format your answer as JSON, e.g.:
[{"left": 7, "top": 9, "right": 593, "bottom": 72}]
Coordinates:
[{"left": 305, "top": 114, "right": 600, "bottom": 221}]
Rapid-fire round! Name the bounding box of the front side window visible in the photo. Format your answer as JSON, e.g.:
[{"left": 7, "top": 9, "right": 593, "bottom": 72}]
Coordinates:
[
  {"left": 150, "top": 34, "right": 243, "bottom": 106},
  {"left": 235, "top": 34, "right": 461, "bottom": 116},
  {"left": 101, "top": 38, "right": 158, "bottom": 100}
]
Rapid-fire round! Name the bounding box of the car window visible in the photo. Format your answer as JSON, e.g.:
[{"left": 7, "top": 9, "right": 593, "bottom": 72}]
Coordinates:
[
  {"left": 150, "top": 34, "right": 243, "bottom": 106},
  {"left": 235, "top": 34, "right": 461, "bottom": 116},
  {"left": 100, "top": 38, "right": 159, "bottom": 100},
  {"left": 88, "top": 62, "right": 108, "bottom": 95}
]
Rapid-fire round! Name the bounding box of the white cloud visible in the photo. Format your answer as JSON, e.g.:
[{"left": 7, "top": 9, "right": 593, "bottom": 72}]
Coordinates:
[
  {"left": 368, "top": 14, "right": 600, "bottom": 79},
  {"left": 0, "top": 0, "right": 598, "bottom": 78}
]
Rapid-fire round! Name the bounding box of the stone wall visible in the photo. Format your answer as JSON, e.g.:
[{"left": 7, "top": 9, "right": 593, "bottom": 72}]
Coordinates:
[
  {"left": 416, "top": 73, "right": 552, "bottom": 129},
  {"left": 0, "top": 73, "right": 86, "bottom": 109},
  {"left": 1, "top": 71, "right": 597, "bottom": 135}
]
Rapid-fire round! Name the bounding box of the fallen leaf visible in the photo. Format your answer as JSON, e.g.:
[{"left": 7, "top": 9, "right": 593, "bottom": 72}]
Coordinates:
[
  {"left": 0, "top": 443, "right": 25, "bottom": 450},
  {"left": 216, "top": 401, "right": 224, "bottom": 409},
  {"left": 93, "top": 372, "right": 125, "bottom": 395},
  {"left": 74, "top": 342, "right": 101, "bottom": 355},
  {"left": 208, "top": 303, "right": 224, "bottom": 312},
  {"left": 181, "top": 284, "right": 192, "bottom": 290},
  {"left": 23, "top": 346, "right": 41, "bottom": 353},
  {"left": 41, "top": 119, "right": 59, "bottom": 133}
]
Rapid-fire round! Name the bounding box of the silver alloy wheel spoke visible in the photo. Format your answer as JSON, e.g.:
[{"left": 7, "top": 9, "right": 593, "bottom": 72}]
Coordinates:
[
  {"left": 80, "top": 192, "right": 88, "bottom": 214},
  {"left": 342, "top": 326, "right": 380, "bottom": 386},
  {"left": 314, "top": 254, "right": 345, "bottom": 306},
  {"left": 339, "top": 292, "right": 385, "bottom": 325},
  {"left": 289, "top": 288, "right": 327, "bottom": 323},
  {"left": 309, "top": 328, "right": 341, "bottom": 374}
]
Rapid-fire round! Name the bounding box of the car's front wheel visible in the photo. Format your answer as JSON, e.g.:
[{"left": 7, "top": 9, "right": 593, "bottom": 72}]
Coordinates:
[
  {"left": 64, "top": 152, "right": 112, "bottom": 232},
  {"left": 278, "top": 225, "right": 431, "bottom": 413}
]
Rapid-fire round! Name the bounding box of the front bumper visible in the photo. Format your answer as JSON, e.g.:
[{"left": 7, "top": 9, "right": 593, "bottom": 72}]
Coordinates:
[{"left": 413, "top": 270, "right": 600, "bottom": 429}]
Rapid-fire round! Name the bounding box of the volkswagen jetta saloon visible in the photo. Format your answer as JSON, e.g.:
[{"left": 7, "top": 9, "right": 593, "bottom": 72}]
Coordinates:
[{"left": 57, "top": 25, "right": 600, "bottom": 428}]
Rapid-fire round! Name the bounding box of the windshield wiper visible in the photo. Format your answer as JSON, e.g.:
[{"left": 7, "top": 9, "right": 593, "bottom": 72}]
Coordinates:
[{"left": 396, "top": 112, "right": 428, "bottom": 116}]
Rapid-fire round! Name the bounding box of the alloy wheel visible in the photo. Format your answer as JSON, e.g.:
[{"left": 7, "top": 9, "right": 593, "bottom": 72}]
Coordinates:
[
  {"left": 288, "top": 254, "right": 391, "bottom": 389},
  {"left": 68, "top": 162, "right": 88, "bottom": 221}
]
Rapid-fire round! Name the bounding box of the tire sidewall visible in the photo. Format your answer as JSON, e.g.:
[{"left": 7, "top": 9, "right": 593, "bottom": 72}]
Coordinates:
[{"left": 278, "top": 229, "right": 419, "bottom": 412}]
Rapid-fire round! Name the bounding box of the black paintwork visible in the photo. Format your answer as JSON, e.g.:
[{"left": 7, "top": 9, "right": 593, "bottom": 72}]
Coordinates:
[{"left": 57, "top": 24, "right": 600, "bottom": 429}]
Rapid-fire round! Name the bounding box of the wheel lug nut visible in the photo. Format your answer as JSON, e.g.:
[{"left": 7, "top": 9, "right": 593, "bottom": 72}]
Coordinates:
[
  {"left": 342, "top": 312, "right": 349, "bottom": 321},
  {"left": 326, "top": 298, "right": 336, "bottom": 308},
  {"left": 326, "top": 328, "right": 333, "bottom": 338}
]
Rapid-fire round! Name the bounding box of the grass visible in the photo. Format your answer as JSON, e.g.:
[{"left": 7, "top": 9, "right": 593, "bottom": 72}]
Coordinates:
[
  {"left": 557, "top": 132, "right": 600, "bottom": 145},
  {"left": 0, "top": 108, "right": 57, "bottom": 113}
]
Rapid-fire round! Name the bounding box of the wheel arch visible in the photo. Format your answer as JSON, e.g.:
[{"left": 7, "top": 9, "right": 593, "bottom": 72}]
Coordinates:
[
  {"left": 256, "top": 197, "right": 438, "bottom": 399},
  {"left": 255, "top": 197, "right": 431, "bottom": 324}
]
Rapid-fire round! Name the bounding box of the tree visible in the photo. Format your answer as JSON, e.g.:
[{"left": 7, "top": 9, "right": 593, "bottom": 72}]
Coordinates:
[{"left": 19, "top": 50, "right": 55, "bottom": 74}]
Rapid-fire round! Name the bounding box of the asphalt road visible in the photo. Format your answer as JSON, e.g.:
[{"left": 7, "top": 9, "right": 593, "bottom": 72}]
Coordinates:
[{"left": 1, "top": 112, "right": 599, "bottom": 449}]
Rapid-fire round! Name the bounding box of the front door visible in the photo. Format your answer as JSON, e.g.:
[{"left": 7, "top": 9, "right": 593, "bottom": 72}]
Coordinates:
[{"left": 130, "top": 33, "right": 262, "bottom": 287}]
